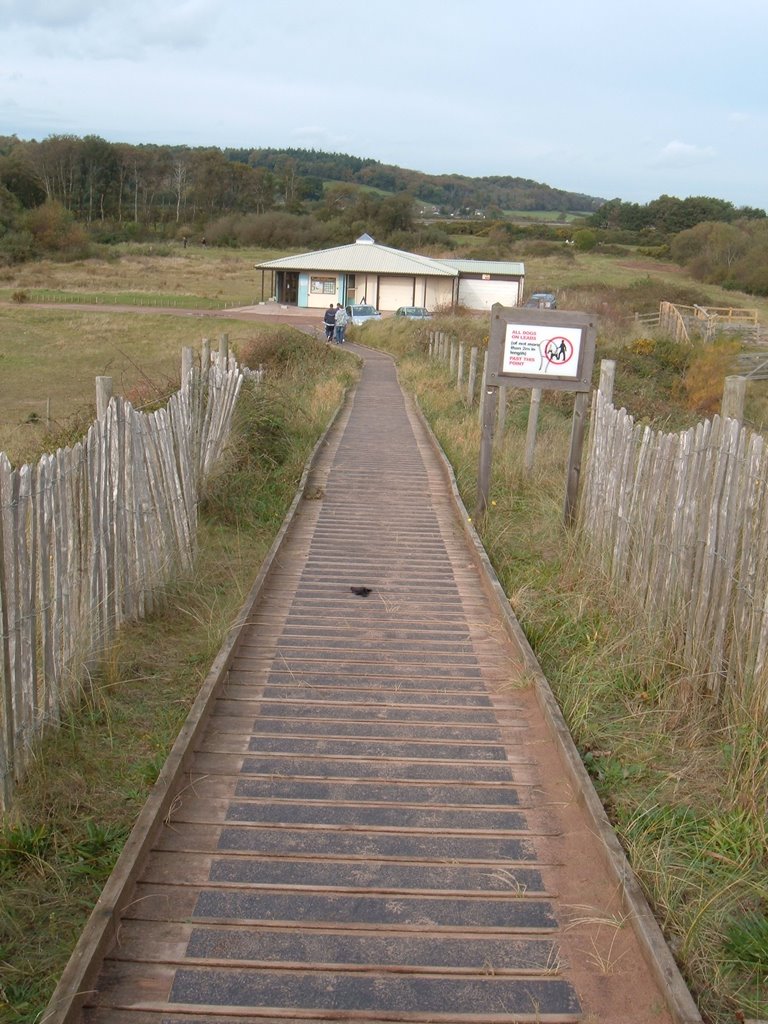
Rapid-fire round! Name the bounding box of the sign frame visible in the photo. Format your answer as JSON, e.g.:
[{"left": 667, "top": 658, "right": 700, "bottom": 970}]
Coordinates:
[{"left": 486, "top": 304, "right": 597, "bottom": 393}]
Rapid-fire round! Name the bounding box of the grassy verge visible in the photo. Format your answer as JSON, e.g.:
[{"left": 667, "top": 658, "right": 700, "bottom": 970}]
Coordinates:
[
  {"left": 359, "top": 315, "right": 768, "bottom": 1024},
  {"left": 0, "top": 308, "right": 317, "bottom": 466},
  {"left": 0, "top": 289, "right": 243, "bottom": 308},
  {"left": 0, "top": 246, "right": 284, "bottom": 306},
  {"left": 0, "top": 327, "right": 357, "bottom": 1023}
]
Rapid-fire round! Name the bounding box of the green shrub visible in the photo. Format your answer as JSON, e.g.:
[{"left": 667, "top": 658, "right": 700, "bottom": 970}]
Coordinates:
[{"left": 573, "top": 228, "right": 597, "bottom": 251}]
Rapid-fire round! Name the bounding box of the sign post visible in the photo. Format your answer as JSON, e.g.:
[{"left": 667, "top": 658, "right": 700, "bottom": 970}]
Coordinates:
[{"left": 477, "top": 304, "right": 598, "bottom": 524}]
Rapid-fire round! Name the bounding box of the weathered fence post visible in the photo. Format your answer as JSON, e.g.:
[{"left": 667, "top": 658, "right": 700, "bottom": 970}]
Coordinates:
[
  {"left": 449, "top": 338, "right": 457, "bottom": 376},
  {"left": 721, "top": 375, "right": 746, "bottom": 424},
  {"left": 0, "top": 467, "right": 14, "bottom": 809},
  {"left": 496, "top": 385, "right": 507, "bottom": 441},
  {"left": 563, "top": 391, "right": 590, "bottom": 527},
  {"left": 478, "top": 351, "right": 489, "bottom": 425},
  {"left": 467, "top": 347, "right": 478, "bottom": 405},
  {"left": 476, "top": 384, "right": 499, "bottom": 519},
  {"left": 201, "top": 338, "right": 211, "bottom": 388},
  {"left": 457, "top": 342, "right": 465, "bottom": 390},
  {"left": 95, "top": 377, "right": 113, "bottom": 421},
  {"left": 219, "top": 333, "right": 229, "bottom": 369},
  {"left": 181, "top": 347, "right": 194, "bottom": 390},
  {"left": 524, "top": 388, "right": 542, "bottom": 473},
  {"left": 599, "top": 359, "right": 616, "bottom": 403}
]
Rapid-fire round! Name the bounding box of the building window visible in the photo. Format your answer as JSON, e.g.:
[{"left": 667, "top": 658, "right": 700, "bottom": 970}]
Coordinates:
[{"left": 310, "top": 276, "right": 336, "bottom": 295}]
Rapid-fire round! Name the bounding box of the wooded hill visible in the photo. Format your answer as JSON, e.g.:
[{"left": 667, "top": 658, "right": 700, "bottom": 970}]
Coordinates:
[
  {"left": 233, "top": 146, "right": 604, "bottom": 215},
  {"left": 0, "top": 135, "right": 603, "bottom": 227}
]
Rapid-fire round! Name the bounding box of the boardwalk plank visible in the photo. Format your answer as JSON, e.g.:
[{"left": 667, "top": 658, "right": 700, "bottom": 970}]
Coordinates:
[{"left": 48, "top": 345, "right": 695, "bottom": 1024}]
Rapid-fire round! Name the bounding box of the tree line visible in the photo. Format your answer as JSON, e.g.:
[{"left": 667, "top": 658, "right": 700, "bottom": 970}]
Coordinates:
[
  {"left": 589, "top": 194, "right": 765, "bottom": 234},
  {"left": 586, "top": 196, "right": 768, "bottom": 296},
  {"left": 0, "top": 134, "right": 605, "bottom": 259},
  {"left": 0, "top": 135, "right": 602, "bottom": 230}
]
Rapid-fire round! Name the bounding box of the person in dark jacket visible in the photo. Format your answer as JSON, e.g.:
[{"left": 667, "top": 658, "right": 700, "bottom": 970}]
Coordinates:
[{"left": 323, "top": 303, "right": 336, "bottom": 342}]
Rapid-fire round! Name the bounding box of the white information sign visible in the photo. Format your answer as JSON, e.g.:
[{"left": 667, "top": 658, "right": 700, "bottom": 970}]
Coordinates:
[{"left": 502, "top": 323, "right": 583, "bottom": 379}]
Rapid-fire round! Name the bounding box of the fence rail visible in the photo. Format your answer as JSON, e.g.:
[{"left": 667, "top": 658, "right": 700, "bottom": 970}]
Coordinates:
[
  {"left": 581, "top": 389, "right": 768, "bottom": 719},
  {"left": 656, "top": 301, "right": 760, "bottom": 343},
  {"left": 0, "top": 341, "right": 245, "bottom": 811}
]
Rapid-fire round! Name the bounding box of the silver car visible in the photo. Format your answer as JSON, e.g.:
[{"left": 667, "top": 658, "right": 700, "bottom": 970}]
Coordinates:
[
  {"left": 395, "top": 306, "right": 433, "bottom": 320},
  {"left": 345, "top": 304, "right": 382, "bottom": 325}
]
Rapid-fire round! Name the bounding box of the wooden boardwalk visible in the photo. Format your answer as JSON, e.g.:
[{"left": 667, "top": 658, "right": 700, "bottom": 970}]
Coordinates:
[{"left": 50, "top": 346, "right": 700, "bottom": 1024}]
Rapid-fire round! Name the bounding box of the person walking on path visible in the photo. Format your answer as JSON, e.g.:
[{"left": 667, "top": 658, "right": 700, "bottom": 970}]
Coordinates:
[
  {"left": 334, "top": 303, "right": 349, "bottom": 344},
  {"left": 323, "top": 303, "right": 336, "bottom": 342}
]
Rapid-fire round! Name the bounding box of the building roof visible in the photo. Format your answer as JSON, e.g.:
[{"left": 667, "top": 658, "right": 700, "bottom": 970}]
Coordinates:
[
  {"left": 256, "top": 235, "right": 457, "bottom": 277},
  {"left": 439, "top": 258, "right": 525, "bottom": 276},
  {"left": 255, "top": 234, "right": 526, "bottom": 281}
]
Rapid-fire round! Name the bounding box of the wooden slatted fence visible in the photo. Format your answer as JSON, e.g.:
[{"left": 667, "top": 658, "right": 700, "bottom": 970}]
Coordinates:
[
  {"left": 0, "top": 341, "right": 247, "bottom": 811},
  {"left": 656, "top": 302, "right": 760, "bottom": 344},
  {"left": 581, "top": 389, "right": 768, "bottom": 720}
]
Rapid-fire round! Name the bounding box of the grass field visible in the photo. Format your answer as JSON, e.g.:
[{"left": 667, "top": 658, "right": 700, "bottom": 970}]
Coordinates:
[
  {"left": 0, "top": 246, "right": 293, "bottom": 463},
  {"left": 502, "top": 209, "right": 591, "bottom": 224},
  {"left": 0, "top": 308, "right": 275, "bottom": 464},
  {"left": 3, "top": 242, "right": 767, "bottom": 461},
  {"left": 0, "top": 245, "right": 280, "bottom": 305}
]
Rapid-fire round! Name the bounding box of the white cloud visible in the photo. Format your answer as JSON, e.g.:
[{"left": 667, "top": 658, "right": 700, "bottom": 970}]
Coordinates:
[
  {"left": 0, "top": 0, "right": 116, "bottom": 28},
  {"left": 0, "top": 0, "right": 224, "bottom": 58},
  {"left": 652, "top": 141, "right": 717, "bottom": 167}
]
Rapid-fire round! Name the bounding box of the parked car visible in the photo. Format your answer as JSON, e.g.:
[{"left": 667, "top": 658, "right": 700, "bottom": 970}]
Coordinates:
[
  {"left": 394, "top": 306, "right": 433, "bottom": 320},
  {"left": 524, "top": 292, "right": 557, "bottom": 309},
  {"left": 345, "top": 304, "right": 382, "bottom": 326}
]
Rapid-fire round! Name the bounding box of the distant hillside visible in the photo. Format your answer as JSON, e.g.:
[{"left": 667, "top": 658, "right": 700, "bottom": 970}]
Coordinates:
[
  {"left": 0, "top": 135, "right": 608, "bottom": 263},
  {"left": 226, "top": 147, "right": 605, "bottom": 216}
]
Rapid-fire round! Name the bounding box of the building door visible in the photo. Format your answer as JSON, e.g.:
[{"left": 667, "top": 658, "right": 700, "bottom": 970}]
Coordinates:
[{"left": 283, "top": 272, "right": 299, "bottom": 305}]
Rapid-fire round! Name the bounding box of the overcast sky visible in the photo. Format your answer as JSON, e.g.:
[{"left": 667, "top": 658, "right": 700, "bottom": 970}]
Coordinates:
[{"left": 1, "top": 0, "right": 766, "bottom": 210}]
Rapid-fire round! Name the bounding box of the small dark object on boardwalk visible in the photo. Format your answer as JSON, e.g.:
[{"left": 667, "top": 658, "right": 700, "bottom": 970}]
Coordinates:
[{"left": 350, "top": 586, "right": 372, "bottom": 597}]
